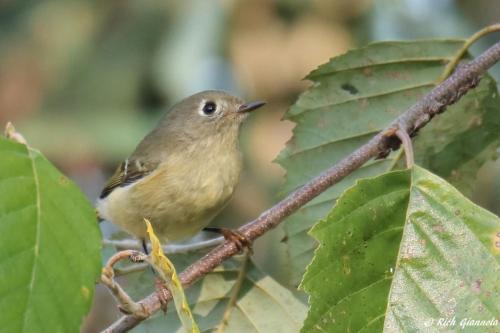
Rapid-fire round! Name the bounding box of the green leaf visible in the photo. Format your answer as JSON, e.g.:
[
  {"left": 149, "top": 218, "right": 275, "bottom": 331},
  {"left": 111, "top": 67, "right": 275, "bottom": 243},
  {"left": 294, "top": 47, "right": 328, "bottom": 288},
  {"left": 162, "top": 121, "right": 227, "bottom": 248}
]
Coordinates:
[
  {"left": 128, "top": 255, "right": 307, "bottom": 333},
  {"left": 412, "top": 78, "right": 500, "bottom": 194},
  {"left": 277, "top": 39, "right": 500, "bottom": 286},
  {"left": 301, "top": 166, "right": 500, "bottom": 332},
  {"left": 0, "top": 137, "right": 102, "bottom": 332}
]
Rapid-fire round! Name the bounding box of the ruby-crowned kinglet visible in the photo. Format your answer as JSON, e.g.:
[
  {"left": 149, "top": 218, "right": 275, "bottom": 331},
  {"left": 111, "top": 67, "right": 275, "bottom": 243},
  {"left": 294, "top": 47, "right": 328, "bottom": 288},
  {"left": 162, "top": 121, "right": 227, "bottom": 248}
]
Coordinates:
[{"left": 96, "top": 90, "right": 265, "bottom": 247}]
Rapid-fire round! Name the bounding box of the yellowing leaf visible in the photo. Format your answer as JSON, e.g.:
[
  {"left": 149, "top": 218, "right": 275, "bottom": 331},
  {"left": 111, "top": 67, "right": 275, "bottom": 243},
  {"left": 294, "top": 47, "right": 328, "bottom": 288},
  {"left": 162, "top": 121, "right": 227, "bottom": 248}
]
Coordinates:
[{"left": 145, "top": 219, "right": 200, "bottom": 333}]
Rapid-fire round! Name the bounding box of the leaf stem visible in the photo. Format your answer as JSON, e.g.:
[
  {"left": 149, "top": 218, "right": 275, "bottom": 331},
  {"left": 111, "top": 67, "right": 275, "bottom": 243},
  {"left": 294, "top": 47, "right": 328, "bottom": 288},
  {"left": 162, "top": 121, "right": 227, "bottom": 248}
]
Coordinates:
[
  {"left": 395, "top": 128, "right": 414, "bottom": 168},
  {"left": 439, "top": 23, "right": 500, "bottom": 81},
  {"left": 215, "top": 253, "right": 250, "bottom": 333}
]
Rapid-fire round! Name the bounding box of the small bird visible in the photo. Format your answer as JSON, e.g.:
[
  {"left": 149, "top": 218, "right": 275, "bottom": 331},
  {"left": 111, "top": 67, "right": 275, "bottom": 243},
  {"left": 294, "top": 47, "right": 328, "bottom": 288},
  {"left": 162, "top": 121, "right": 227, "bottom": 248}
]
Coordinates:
[{"left": 96, "top": 90, "right": 265, "bottom": 251}]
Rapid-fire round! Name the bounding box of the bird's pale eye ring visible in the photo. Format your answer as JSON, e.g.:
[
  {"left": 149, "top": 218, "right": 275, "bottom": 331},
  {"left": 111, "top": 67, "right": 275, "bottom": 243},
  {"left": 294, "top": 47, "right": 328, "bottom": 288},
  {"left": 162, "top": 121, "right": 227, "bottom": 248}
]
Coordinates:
[{"left": 201, "top": 101, "right": 217, "bottom": 116}]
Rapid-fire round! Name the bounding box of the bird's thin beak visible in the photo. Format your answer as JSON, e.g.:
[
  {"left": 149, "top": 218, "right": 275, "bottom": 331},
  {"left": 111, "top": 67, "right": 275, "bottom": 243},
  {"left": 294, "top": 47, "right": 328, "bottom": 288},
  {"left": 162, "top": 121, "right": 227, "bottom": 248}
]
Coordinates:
[{"left": 238, "top": 101, "right": 266, "bottom": 113}]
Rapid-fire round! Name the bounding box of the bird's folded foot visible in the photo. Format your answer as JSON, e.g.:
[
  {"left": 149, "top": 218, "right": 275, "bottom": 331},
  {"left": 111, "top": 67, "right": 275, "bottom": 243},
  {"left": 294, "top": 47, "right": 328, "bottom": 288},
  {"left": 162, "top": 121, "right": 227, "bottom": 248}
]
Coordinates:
[
  {"left": 155, "top": 278, "right": 169, "bottom": 314},
  {"left": 204, "top": 227, "right": 252, "bottom": 254}
]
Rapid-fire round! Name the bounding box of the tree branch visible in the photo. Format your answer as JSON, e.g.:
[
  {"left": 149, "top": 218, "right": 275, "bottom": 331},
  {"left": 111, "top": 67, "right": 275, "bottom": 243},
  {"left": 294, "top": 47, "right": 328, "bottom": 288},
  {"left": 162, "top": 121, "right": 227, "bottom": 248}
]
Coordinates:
[{"left": 102, "top": 40, "right": 500, "bottom": 333}]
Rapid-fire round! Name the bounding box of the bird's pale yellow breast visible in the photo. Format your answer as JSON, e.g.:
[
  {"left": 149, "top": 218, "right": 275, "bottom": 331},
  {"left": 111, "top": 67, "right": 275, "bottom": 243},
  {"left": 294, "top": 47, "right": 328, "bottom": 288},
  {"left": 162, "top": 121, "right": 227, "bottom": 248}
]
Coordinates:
[{"left": 98, "top": 133, "right": 242, "bottom": 241}]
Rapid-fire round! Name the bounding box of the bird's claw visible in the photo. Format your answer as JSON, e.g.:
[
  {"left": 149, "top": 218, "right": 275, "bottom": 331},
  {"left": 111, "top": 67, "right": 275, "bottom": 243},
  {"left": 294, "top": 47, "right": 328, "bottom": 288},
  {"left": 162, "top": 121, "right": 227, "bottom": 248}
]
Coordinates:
[
  {"left": 155, "top": 278, "right": 169, "bottom": 314},
  {"left": 220, "top": 229, "right": 253, "bottom": 254}
]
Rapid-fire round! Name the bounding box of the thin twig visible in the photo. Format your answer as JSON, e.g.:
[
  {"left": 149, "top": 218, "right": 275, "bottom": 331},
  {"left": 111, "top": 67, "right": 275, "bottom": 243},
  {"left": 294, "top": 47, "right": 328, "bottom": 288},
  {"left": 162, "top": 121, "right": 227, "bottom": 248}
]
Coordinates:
[
  {"left": 102, "top": 40, "right": 500, "bottom": 333},
  {"left": 100, "top": 250, "right": 149, "bottom": 317},
  {"left": 103, "top": 237, "right": 224, "bottom": 254},
  {"left": 114, "top": 263, "right": 149, "bottom": 276}
]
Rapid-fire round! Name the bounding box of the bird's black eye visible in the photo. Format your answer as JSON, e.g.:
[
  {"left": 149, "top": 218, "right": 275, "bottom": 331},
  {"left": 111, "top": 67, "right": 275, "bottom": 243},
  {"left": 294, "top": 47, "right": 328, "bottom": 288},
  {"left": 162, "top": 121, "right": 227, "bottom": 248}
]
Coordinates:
[{"left": 202, "top": 101, "right": 217, "bottom": 115}]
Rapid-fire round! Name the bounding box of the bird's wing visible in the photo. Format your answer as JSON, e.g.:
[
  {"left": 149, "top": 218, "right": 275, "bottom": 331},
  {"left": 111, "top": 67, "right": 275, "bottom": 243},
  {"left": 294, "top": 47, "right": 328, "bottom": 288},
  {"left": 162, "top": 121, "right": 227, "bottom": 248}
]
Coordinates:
[{"left": 99, "top": 159, "right": 157, "bottom": 199}]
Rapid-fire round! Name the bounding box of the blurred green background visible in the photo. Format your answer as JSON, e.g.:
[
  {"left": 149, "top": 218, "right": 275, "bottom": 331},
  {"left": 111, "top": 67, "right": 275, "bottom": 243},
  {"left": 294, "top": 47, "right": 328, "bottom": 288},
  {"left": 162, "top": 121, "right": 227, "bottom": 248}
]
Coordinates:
[{"left": 1, "top": 0, "right": 499, "bottom": 331}]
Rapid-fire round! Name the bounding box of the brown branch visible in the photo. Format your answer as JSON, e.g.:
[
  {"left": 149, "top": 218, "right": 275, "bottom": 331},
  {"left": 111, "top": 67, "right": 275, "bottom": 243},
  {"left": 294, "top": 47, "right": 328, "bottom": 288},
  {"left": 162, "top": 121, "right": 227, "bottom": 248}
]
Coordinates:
[{"left": 102, "top": 40, "right": 500, "bottom": 333}]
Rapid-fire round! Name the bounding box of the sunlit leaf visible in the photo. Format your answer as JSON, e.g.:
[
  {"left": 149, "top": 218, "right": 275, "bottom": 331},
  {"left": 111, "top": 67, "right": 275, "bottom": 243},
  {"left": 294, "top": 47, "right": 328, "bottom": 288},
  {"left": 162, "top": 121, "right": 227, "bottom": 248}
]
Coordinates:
[
  {"left": 0, "top": 137, "right": 102, "bottom": 332},
  {"left": 301, "top": 166, "right": 500, "bottom": 332}
]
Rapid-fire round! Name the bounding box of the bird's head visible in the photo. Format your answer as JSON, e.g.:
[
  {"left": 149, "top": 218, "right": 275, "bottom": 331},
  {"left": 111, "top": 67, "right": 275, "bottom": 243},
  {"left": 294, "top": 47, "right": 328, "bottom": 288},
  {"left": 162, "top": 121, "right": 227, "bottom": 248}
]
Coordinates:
[{"left": 160, "top": 90, "right": 265, "bottom": 144}]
